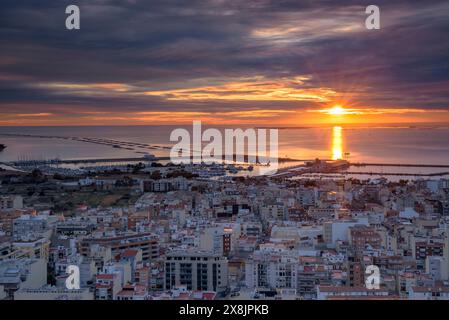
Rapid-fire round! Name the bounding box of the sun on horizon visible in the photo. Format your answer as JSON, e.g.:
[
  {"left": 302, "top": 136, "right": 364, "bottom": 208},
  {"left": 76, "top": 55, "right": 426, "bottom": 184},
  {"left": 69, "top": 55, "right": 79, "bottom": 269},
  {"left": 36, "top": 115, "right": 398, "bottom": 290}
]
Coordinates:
[{"left": 327, "top": 105, "right": 347, "bottom": 115}]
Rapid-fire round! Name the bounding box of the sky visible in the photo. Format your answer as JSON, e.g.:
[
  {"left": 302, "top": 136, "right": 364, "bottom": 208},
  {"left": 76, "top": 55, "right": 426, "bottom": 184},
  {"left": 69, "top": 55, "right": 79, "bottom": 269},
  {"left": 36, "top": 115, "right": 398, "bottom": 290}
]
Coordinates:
[{"left": 1, "top": 0, "right": 449, "bottom": 126}]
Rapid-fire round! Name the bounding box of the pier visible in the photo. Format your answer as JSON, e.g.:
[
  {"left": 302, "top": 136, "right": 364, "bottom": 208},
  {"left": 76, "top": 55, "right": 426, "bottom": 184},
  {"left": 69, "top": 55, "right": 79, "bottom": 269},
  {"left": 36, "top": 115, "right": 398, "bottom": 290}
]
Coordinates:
[
  {"left": 0, "top": 133, "right": 172, "bottom": 152},
  {"left": 343, "top": 171, "right": 449, "bottom": 177},
  {"left": 351, "top": 162, "right": 449, "bottom": 168},
  {"left": 270, "top": 160, "right": 449, "bottom": 178},
  {"left": 0, "top": 132, "right": 305, "bottom": 165}
]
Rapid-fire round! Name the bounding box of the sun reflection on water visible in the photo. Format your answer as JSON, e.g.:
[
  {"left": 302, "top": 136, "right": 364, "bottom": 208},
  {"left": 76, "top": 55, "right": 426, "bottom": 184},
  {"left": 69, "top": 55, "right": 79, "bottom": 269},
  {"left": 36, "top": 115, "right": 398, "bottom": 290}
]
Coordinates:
[{"left": 332, "top": 126, "right": 343, "bottom": 160}]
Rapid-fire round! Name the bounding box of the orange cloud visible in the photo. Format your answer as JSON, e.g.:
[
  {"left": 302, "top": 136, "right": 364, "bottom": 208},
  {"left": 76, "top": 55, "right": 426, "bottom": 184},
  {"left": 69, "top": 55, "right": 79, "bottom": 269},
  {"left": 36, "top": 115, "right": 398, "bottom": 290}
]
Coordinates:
[
  {"left": 36, "top": 77, "right": 336, "bottom": 103},
  {"left": 144, "top": 76, "right": 336, "bottom": 102},
  {"left": 38, "top": 82, "right": 132, "bottom": 93},
  {"left": 16, "top": 113, "right": 54, "bottom": 117}
]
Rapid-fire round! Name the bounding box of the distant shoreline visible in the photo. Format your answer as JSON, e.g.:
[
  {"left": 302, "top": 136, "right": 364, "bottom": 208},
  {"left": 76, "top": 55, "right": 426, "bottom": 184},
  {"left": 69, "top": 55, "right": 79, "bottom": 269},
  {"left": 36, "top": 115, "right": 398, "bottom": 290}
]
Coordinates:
[{"left": 1, "top": 122, "right": 449, "bottom": 129}]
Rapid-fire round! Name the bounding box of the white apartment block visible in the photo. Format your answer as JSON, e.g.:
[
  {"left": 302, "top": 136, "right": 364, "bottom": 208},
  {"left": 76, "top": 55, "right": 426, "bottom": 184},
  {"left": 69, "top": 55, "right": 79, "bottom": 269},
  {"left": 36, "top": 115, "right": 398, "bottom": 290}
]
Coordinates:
[
  {"left": 245, "top": 248, "right": 298, "bottom": 290},
  {"left": 165, "top": 251, "right": 229, "bottom": 294}
]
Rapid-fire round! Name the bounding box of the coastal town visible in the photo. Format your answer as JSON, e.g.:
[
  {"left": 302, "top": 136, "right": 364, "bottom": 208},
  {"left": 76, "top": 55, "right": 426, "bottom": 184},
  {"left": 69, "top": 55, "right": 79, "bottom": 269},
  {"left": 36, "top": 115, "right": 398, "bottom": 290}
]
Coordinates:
[
  {"left": 1, "top": 0, "right": 449, "bottom": 312},
  {"left": 1, "top": 158, "right": 449, "bottom": 300}
]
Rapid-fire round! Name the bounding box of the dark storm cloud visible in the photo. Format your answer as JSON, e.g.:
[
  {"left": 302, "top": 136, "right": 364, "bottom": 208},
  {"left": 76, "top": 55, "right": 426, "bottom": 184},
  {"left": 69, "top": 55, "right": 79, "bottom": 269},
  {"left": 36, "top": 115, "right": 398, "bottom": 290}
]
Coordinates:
[{"left": 1, "top": 0, "right": 449, "bottom": 117}]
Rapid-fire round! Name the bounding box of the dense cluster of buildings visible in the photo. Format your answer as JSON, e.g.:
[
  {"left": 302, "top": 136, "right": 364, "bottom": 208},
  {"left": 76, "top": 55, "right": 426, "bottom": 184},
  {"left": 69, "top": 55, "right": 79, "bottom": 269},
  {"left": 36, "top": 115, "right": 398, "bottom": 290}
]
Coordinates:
[{"left": 1, "top": 171, "right": 449, "bottom": 300}]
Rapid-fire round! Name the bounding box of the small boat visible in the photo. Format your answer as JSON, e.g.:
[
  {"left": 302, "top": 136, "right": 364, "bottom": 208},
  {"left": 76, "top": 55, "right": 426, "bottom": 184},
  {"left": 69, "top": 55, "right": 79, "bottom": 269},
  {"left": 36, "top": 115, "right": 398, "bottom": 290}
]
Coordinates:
[{"left": 0, "top": 144, "right": 6, "bottom": 151}]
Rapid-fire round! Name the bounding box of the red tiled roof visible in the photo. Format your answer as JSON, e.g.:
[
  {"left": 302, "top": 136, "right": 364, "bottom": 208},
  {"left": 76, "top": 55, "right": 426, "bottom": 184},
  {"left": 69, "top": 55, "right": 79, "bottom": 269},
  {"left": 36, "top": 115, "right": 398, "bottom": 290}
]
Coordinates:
[
  {"left": 121, "top": 249, "right": 139, "bottom": 258},
  {"left": 201, "top": 292, "right": 216, "bottom": 300}
]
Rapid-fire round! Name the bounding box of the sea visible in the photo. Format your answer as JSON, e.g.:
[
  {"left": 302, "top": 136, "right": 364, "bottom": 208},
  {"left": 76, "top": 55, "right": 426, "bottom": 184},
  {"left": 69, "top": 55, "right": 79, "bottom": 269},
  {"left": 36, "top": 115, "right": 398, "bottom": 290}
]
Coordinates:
[{"left": 1, "top": 124, "right": 449, "bottom": 181}]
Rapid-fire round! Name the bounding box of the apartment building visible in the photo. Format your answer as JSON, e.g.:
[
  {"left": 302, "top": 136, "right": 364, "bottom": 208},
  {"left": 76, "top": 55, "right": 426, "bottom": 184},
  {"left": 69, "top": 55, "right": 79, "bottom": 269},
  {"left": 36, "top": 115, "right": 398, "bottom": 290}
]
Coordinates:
[
  {"left": 164, "top": 251, "right": 229, "bottom": 294},
  {"left": 199, "top": 225, "right": 240, "bottom": 256},
  {"left": 245, "top": 248, "right": 298, "bottom": 291},
  {"left": 297, "top": 257, "right": 332, "bottom": 299},
  {"left": 323, "top": 219, "right": 368, "bottom": 245},
  {"left": 0, "top": 259, "right": 47, "bottom": 299},
  {"left": 116, "top": 284, "right": 148, "bottom": 300},
  {"left": 140, "top": 177, "right": 188, "bottom": 193},
  {"left": 95, "top": 273, "right": 122, "bottom": 300},
  {"left": 296, "top": 188, "right": 317, "bottom": 207},
  {"left": 11, "top": 237, "right": 50, "bottom": 261},
  {"left": 349, "top": 225, "right": 382, "bottom": 252},
  {"left": 13, "top": 215, "right": 49, "bottom": 240},
  {"left": 79, "top": 232, "right": 159, "bottom": 262},
  {"left": 414, "top": 241, "right": 444, "bottom": 261}
]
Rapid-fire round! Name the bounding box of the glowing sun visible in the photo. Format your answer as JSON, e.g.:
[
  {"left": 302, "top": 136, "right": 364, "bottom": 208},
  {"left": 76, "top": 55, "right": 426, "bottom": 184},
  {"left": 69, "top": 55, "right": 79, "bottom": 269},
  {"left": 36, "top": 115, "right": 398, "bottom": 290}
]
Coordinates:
[{"left": 328, "top": 105, "right": 346, "bottom": 115}]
